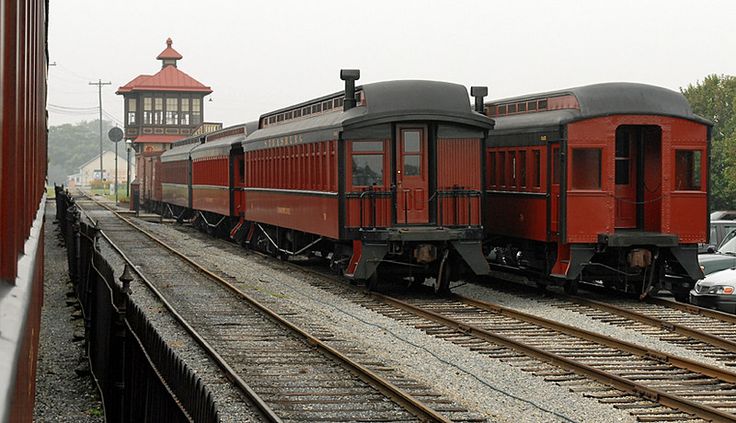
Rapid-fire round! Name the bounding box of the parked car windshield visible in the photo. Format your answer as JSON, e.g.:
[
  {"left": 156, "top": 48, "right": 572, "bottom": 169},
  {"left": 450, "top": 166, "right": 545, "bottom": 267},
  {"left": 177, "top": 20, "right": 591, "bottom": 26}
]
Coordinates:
[{"left": 718, "top": 229, "right": 736, "bottom": 254}]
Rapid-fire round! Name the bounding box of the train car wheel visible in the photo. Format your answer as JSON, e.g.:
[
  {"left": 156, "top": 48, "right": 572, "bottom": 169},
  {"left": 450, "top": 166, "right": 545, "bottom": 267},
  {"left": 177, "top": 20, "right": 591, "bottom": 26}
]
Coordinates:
[
  {"left": 672, "top": 290, "right": 690, "bottom": 303},
  {"left": 434, "top": 254, "right": 451, "bottom": 295},
  {"left": 408, "top": 275, "right": 425, "bottom": 289},
  {"left": 367, "top": 270, "right": 381, "bottom": 292}
]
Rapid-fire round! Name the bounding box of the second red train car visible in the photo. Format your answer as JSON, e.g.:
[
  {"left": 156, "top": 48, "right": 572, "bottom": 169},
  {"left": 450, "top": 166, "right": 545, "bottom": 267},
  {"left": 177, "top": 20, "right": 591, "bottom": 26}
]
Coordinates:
[{"left": 483, "top": 83, "right": 711, "bottom": 300}]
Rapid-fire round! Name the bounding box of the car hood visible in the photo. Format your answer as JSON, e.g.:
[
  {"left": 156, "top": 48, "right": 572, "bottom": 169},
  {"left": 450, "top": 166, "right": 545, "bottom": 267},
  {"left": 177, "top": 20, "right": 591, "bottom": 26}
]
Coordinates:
[
  {"left": 696, "top": 267, "right": 736, "bottom": 288},
  {"left": 698, "top": 253, "right": 736, "bottom": 275}
]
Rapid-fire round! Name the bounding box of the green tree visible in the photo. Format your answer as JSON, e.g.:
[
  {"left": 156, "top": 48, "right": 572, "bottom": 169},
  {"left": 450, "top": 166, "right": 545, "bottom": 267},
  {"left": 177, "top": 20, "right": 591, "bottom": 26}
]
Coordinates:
[
  {"left": 47, "top": 119, "right": 115, "bottom": 185},
  {"left": 682, "top": 75, "right": 736, "bottom": 210}
]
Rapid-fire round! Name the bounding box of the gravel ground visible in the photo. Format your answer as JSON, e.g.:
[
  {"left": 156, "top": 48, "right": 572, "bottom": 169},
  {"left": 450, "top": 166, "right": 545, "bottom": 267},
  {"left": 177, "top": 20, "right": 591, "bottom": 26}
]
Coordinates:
[
  {"left": 34, "top": 201, "right": 104, "bottom": 422},
  {"left": 453, "top": 281, "right": 733, "bottom": 372},
  {"left": 138, "top": 220, "right": 637, "bottom": 423},
  {"left": 89, "top": 212, "right": 266, "bottom": 422}
]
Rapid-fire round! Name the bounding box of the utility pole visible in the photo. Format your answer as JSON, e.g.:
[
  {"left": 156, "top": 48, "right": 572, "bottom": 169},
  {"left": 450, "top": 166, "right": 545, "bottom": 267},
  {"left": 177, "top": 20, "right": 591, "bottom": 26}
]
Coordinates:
[{"left": 89, "top": 79, "right": 111, "bottom": 183}]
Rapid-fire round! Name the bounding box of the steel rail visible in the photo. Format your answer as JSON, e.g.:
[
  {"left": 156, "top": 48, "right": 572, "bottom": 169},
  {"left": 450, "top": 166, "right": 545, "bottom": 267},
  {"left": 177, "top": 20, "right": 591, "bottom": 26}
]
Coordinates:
[
  {"left": 371, "top": 291, "right": 736, "bottom": 423},
  {"left": 77, "top": 199, "right": 282, "bottom": 423},
  {"left": 647, "top": 296, "right": 736, "bottom": 325},
  {"left": 78, "top": 193, "right": 451, "bottom": 423},
  {"left": 565, "top": 294, "right": 736, "bottom": 353}
]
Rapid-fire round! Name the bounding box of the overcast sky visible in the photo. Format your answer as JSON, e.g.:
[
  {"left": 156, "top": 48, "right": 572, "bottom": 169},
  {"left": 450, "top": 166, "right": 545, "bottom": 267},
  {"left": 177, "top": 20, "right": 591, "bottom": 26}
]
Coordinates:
[{"left": 48, "top": 0, "right": 736, "bottom": 128}]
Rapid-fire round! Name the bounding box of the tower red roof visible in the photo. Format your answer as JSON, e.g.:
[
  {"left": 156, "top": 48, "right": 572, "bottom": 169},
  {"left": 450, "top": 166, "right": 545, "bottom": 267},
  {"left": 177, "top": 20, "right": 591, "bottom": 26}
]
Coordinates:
[
  {"left": 116, "top": 38, "right": 211, "bottom": 95},
  {"left": 156, "top": 37, "right": 183, "bottom": 60}
]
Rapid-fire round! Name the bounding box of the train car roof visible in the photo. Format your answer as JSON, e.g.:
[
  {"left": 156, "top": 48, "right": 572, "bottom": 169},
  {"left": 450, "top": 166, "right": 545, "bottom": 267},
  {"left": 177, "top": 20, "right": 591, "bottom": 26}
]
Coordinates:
[
  {"left": 161, "top": 136, "right": 202, "bottom": 162},
  {"left": 487, "top": 82, "right": 711, "bottom": 132},
  {"left": 190, "top": 122, "right": 257, "bottom": 160},
  {"left": 242, "top": 80, "right": 493, "bottom": 148}
]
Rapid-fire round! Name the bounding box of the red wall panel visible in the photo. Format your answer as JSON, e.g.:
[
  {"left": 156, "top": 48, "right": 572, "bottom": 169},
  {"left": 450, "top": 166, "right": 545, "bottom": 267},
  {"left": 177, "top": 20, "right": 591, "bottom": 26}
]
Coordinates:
[{"left": 245, "top": 191, "right": 339, "bottom": 239}]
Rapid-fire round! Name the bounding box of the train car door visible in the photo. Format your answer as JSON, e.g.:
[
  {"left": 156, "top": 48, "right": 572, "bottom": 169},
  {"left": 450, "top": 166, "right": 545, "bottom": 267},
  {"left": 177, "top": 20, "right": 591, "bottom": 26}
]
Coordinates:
[
  {"left": 549, "top": 144, "right": 561, "bottom": 236},
  {"left": 615, "top": 127, "right": 637, "bottom": 228},
  {"left": 396, "top": 126, "right": 429, "bottom": 224}
]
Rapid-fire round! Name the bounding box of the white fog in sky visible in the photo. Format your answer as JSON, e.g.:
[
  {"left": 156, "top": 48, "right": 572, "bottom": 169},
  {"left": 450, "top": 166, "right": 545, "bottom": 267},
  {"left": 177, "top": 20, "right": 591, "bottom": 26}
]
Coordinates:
[{"left": 48, "top": 0, "right": 736, "bottom": 127}]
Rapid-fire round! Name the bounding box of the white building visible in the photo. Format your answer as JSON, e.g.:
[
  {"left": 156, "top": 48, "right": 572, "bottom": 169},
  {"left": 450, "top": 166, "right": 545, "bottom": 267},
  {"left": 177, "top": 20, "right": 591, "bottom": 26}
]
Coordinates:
[{"left": 67, "top": 150, "right": 134, "bottom": 187}]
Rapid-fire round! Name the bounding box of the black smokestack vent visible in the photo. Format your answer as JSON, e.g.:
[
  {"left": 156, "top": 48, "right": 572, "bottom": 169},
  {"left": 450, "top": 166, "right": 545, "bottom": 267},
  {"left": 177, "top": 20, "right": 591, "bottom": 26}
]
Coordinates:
[
  {"left": 470, "top": 86, "right": 488, "bottom": 114},
  {"left": 340, "top": 69, "right": 360, "bottom": 111}
]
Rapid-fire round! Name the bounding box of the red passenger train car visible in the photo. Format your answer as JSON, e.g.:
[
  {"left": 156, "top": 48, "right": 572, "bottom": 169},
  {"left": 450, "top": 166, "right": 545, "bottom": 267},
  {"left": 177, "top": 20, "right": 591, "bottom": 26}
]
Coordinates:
[
  {"left": 238, "top": 72, "right": 493, "bottom": 291},
  {"left": 160, "top": 123, "right": 256, "bottom": 231},
  {"left": 157, "top": 70, "right": 494, "bottom": 291},
  {"left": 483, "top": 83, "right": 711, "bottom": 300}
]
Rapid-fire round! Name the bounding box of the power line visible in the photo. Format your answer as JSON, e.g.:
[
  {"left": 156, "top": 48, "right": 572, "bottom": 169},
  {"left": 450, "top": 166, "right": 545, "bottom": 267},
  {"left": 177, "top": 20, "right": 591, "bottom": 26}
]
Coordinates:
[{"left": 48, "top": 103, "right": 98, "bottom": 110}]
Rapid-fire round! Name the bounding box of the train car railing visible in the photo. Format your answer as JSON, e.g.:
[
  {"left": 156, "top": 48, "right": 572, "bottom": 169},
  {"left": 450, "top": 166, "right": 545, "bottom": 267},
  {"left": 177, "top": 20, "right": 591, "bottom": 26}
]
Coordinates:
[
  {"left": 435, "top": 188, "right": 482, "bottom": 228},
  {"left": 54, "top": 186, "right": 219, "bottom": 423},
  {"left": 355, "top": 187, "right": 393, "bottom": 229},
  {"left": 347, "top": 185, "right": 482, "bottom": 230}
]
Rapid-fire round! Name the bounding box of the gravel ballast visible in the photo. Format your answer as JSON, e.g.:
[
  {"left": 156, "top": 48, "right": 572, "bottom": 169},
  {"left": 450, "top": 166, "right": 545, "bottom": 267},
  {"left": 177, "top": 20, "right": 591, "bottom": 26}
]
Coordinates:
[
  {"left": 138, "top": 220, "right": 638, "bottom": 423},
  {"left": 34, "top": 201, "right": 104, "bottom": 422}
]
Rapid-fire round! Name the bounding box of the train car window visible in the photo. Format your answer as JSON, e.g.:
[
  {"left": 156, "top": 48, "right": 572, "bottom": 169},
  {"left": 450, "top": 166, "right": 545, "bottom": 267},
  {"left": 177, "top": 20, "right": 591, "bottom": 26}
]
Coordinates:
[
  {"left": 527, "top": 101, "right": 537, "bottom": 111},
  {"left": 404, "top": 155, "right": 420, "bottom": 176},
  {"left": 352, "top": 155, "right": 383, "bottom": 186},
  {"left": 571, "top": 148, "right": 602, "bottom": 189},
  {"left": 313, "top": 104, "right": 322, "bottom": 113},
  {"left": 489, "top": 152, "right": 496, "bottom": 186},
  {"left": 352, "top": 141, "right": 383, "bottom": 152},
  {"left": 277, "top": 114, "right": 284, "bottom": 122},
  {"left": 519, "top": 151, "right": 527, "bottom": 188},
  {"left": 615, "top": 130, "right": 631, "bottom": 185},
  {"left": 285, "top": 111, "right": 293, "bottom": 120},
  {"left": 509, "top": 152, "right": 517, "bottom": 186},
  {"left": 303, "top": 107, "right": 311, "bottom": 115},
  {"left": 403, "top": 131, "right": 421, "bottom": 152},
  {"left": 239, "top": 158, "right": 245, "bottom": 183},
  {"left": 498, "top": 105, "right": 507, "bottom": 115},
  {"left": 518, "top": 102, "right": 526, "bottom": 112},
  {"left": 487, "top": 105, "right": 496, "bottom": 116},
  {"left": 323, "top": 101, "right": 332, "bottom": 110},
  {"left": 498, "top": 151, "right": 506, "bottom": 186},
  {"left": 675, "top": 150, "right": 702, "bottom": 190},
  {"left": 334, "top": 98, "right": 343, "bottom": 108},
  {"left": 508, "top": 104, "right": 517, "bottom": 114},
  {"left": 538, "top": 99, "right": 548, "bottom": 110},
  {"left": 533, "top": 150, "right": 541, "bottom": 188},
  {"left": 294, "top": 109, "right": 302, "bottom": 118}
]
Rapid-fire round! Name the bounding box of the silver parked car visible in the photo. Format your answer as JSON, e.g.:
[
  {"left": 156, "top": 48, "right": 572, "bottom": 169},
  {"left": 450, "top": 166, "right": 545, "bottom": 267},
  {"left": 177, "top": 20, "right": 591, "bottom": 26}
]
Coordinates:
[
  {"left": 690, "top": 228, "right": 736, "bottom": 313},
  {"left": 700, "top": 220, "right": 736, "bottom": 254}
]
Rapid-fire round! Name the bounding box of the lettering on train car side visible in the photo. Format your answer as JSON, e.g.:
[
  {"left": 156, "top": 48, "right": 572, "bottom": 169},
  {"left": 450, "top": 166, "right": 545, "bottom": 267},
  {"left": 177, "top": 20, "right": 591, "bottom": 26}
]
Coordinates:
[
  {"left": 264, "top": 134, "right": 304, "bottom": 148},
  {"left": 277, "top": 207, "right": 292, "bottom": 215}
]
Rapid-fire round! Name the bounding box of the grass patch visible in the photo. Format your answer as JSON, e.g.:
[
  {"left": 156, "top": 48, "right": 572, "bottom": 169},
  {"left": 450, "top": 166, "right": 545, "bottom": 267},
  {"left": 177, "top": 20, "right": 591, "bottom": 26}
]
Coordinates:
[{"left": 87, "top": 407, "right": 103, "bottom": 417}]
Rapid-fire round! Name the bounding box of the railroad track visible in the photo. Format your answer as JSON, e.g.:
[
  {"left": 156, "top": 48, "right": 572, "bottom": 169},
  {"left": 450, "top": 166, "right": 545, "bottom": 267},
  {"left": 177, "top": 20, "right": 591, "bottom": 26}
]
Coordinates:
[
  {"left": 74, "top": 194, "right": 482, "bottom": 423},
  {"left": 122, "top": 214, "right": 736, "bottom": 423},
  {"left": 85, "top": 194, "right": 736, "bottom": 421},
  {"left": 469, "top": 274, "right": 736, "bottom": 367},
  {"left": 361, "top": 292, "right": 736, "bottom": 422}
]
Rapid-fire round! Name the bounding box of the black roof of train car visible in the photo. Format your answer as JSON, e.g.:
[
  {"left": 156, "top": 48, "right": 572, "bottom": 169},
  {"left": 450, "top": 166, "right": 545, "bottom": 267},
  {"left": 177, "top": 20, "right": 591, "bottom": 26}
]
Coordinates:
[
  {"left": 241, "top": 80, "right": 494, "bottom": 150},
  {"left": 486, "top": 82, "right": 711, "bottom": 133}
]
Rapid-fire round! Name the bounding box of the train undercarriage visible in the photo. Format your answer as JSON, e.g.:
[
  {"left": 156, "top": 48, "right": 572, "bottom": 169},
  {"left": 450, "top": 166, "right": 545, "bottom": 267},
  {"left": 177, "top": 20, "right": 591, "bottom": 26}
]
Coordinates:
[
  {"left": 486, "top": 234, "right": 702, "bottom": 301},
  {"left": 147, "top": 199, "right": 489, "bottom": 294}
]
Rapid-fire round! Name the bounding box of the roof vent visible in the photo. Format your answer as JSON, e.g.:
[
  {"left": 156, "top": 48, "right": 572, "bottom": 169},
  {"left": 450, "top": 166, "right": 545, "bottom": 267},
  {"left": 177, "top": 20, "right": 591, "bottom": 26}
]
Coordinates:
[
  {"left": 340, "top": 69, "right": 360, "bottom": 111},
  {"left": 470, "top": 86, "right": 488, "bottom": 113}
]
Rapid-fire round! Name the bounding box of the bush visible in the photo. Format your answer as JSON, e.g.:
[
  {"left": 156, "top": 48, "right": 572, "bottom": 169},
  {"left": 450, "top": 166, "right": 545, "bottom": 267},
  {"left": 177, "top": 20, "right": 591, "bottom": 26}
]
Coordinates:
[{"left": 89, "top": 179, "right": 110, "bottom": 190}]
